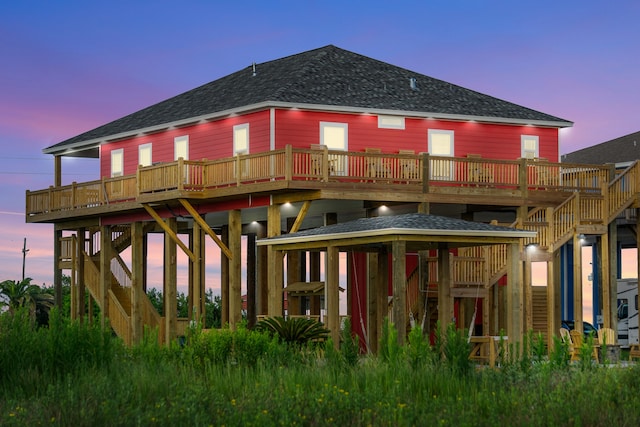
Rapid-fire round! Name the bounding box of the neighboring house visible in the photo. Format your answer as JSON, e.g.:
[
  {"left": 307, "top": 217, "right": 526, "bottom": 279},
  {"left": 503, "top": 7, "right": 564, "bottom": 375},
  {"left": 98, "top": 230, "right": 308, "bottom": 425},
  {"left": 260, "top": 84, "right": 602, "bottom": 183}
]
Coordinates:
[
  {"left": 562, "top": 130, "right": 640, "bottom": 166},
  {"left": 26, "top": 45, "right": 627, "bottom": 351}
]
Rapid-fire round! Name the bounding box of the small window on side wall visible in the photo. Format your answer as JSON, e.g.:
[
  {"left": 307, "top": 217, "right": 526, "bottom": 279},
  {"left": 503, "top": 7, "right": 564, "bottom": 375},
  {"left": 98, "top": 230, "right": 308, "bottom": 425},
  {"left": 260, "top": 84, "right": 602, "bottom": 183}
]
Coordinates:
[
  {"left": 378, "top": 115, "right": 405, "bottom": 129},
  {"left": 521, "top": 135, "right": 539, "bottom": 159},
  {"left": 174, "top": 136, "right": 189, "bottom": 161},
  {"left": 234, "top": 124, "right": 249, "bottom": 155},
  {"left": 139, "top": 143, "right": 152, "bottom": 167}
]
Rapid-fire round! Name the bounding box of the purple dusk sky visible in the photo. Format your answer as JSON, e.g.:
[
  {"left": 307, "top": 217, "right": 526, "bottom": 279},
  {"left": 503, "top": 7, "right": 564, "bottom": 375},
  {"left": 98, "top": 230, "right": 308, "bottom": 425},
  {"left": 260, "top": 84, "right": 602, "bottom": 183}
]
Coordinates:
[{"left": 1, "top": 1, "right": 639, "bottom": 287}]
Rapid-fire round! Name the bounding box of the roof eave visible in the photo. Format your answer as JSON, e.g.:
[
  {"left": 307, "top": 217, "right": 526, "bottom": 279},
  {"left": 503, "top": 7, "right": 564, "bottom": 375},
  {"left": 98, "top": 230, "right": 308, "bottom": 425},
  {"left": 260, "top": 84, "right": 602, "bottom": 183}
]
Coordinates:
[
  {"left": 256, "top": 227, "right": 536, "bottom": 247},
  {"left": 43, "top": 101, "right": 572, "bottom": 157}
]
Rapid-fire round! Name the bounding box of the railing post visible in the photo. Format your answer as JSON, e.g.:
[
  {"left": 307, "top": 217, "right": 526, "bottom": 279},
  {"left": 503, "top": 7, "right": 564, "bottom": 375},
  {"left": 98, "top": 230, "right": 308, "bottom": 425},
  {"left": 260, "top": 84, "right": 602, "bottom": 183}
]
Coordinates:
[
  {"left": 519, "top": 158, "right": 528, "bottom": 198},
  {"left": 136, "top": 166, "right": 141, "bottom": 197},
  {"left": 285, "top": 145, "right": 292, "bottom": 181},
  {"left": 236, "top": 155, "right": 241, "bottom": 186},
  {"left": 421, "top": 153, "right": 429, "bottom": 193},
  {"left": 178, "top": 158, "right": 184, "bottom": 191},
  {"left": 322, "top": 147, "right": 329, "bottom": 182}
]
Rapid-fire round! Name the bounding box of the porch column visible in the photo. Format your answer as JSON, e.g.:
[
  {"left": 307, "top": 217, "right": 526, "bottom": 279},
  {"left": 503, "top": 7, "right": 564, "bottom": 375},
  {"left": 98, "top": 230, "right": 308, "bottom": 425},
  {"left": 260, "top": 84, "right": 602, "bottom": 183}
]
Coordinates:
[
  {"left": 247, "top": 232, "right": 257, "bottom": 328},
  {"left": 191, "top": 221, "right": 205, "bottom": 323},
  {"left": 76, "top": 227, "right": 86, "bottom": 321},
  {"left": 524, "top": 254, "right": 533, "bottom": 332},
  {"left": 229, "top": 209, "right": 242, "bottom": 330},
  {"left": 131, "top": 222, "right": 144, "bottom": 345},
  {"left": 309, "top": 252, "right": 321, "bottom": 315},
  {"left": 507, "top": 242, "right": 524, "bottom": 344},
  {"left": 437, "top": 246, "right": 453, "bottom": 330},
  {"left": 54, "top": 227, "right": 63, "bottom": 308},
  {"left": 99, "top": 225, "right": 111, "bottom": 330},
  {"left": 267, "top": 204, "right": 283, "bottom": 316},
  {"left": 547, "top": 253, "right": 559, "bottom": 348},
  {"left": 220, "top": 225, "right": 229, "bottom": 325},
  {"left": 326, "top": 244, "right": 340, "bottom": 348},
  {"left": 286, "top": 217, "right": 302, "bottom": 316},
  {"left": 164, "top": 217, "right": 177, "bottom": 345},
  {"left": 610, "top": 221, "right": 618, "bottom": 333},
  {"left": 599, "top": 232, "right": 611, "bottom": 329},
  {"left": 572, "top": 233, "right": 583, "bottom": 334},
  {"left": 256, "top": 221, "right": 268, "bottom": 316},
  {"left": 392, "top": 240, "right": 407, "bottom": 345}
]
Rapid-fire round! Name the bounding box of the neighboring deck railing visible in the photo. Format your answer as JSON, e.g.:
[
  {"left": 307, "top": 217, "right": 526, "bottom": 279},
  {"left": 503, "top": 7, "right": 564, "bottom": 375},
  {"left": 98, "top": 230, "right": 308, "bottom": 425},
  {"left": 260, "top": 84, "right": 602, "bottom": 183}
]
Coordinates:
[{"left": 26, "top": 146, "right": 612, "bottom": 217}]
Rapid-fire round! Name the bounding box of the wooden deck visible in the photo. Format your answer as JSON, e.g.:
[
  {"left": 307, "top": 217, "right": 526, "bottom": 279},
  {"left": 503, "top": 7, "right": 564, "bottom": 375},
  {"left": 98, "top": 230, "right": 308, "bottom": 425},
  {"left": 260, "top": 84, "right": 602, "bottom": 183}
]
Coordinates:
[{"left": 26, "top": 145, "right": 621, "bottom": 224}]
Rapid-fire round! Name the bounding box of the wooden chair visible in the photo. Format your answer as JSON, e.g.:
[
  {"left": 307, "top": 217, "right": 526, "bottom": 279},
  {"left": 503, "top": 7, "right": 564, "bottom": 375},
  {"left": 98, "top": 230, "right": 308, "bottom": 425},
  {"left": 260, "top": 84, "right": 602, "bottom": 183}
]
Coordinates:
[
  {"left": 629, "top": 344, "right": 640, "bottom": 361},
  {"left": 570, "top": 329, "right": 599, "bottom": 363},
  {"left": 398, "top": 149, "right": 417, "bottom": 181},
  {"left": 597, "top": 327, "right": 616, "bottom": 346},
  {"left": 559, "top": 328, "right": 577, "bottom": 361}
]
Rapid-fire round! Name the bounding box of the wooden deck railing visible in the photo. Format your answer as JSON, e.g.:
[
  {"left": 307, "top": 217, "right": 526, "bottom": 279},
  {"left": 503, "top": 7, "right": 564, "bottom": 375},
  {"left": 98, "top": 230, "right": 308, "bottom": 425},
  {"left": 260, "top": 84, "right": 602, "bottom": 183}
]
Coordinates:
[{"left": 26, "top": 147, "right": 613, "bottom": 218}]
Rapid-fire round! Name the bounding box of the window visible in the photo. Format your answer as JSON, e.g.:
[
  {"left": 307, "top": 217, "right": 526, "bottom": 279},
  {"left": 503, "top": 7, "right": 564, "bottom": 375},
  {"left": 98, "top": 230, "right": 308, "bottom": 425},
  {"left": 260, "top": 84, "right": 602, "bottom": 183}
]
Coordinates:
[
  {"left": 139, "top": 143, "right": 152, "bottom": 167},
  {"left": 378, "top": 115, "right": 405, "bottom": 129},
  {"left": 428, "top": 129, "right": 454, "bottom": 180},
  {"left": 320, "top": 122, "right": 348, "bottom": 175},
  {"left": 174, "top": 136, "right": 189, "bottom": 160},
  {"left": 111, "top": 149, "right": 124, "bottom": 177},
  {"left": 233, "top": 124, "right": 249, "bottom": 155},
  {"left": 521, "top": 135, "right": 539, "bottom": 159}
]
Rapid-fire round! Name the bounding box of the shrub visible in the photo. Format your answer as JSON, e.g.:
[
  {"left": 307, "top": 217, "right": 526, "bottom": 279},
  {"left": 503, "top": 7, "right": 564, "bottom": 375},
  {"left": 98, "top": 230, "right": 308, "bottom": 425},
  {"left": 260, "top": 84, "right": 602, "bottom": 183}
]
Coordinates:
[{"left": 254, "top": 316, "right": 329, "bottom": 346}]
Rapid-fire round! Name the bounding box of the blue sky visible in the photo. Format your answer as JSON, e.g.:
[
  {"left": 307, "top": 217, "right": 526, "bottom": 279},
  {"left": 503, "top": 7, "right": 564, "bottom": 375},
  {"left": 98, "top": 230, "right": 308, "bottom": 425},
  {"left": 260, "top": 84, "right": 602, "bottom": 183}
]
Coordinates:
[{"left": 1, "top": 0, "right": 639, "bottom": 286}]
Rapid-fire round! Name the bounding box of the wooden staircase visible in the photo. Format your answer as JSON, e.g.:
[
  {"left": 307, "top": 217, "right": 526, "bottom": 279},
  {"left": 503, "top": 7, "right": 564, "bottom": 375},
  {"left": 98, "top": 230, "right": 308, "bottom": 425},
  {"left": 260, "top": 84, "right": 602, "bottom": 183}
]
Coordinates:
[{"left": 404, "top": 160, "right": 640, "bottom": 332}]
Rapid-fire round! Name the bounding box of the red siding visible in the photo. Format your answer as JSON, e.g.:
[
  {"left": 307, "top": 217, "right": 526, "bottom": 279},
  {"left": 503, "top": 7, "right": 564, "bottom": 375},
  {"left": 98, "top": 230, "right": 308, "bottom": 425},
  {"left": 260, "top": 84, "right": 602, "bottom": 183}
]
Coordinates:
[
  {"left": 100, "top": 110, "right": 271, "bottom": 178},
  {"left": 99, "top": 107, "right": 560, "bottom": 177},
  {"left": 275, "top": 109, "right": 559, "bottom": 161}
]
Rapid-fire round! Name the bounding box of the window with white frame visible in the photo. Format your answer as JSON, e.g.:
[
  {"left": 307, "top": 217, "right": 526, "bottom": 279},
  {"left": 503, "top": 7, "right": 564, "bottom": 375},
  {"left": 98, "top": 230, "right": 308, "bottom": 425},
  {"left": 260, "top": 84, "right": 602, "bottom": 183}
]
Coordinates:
[
  {"left": 174, "top": 136, "right": 189, "bottom": 160},
  {"left": 428, "top": 129, "right": 454, "bottom": 180},
  {"left": 138, "top": 143, "right": 152, "bottom": 167},
  {"left": 111, "top": 148, "right": 124, "bottom": 177},
  {"left": 320, "top": 122, "right": 348, "bottom": 175},
  {"left": 521, "top": 135, "right": 539, "bottom": 159},
  {"left": 378, "top": 115, "right": 405, "bottom": 129},
  {"left": 233, "top": 124, "right": 249, "bottom": 155}
]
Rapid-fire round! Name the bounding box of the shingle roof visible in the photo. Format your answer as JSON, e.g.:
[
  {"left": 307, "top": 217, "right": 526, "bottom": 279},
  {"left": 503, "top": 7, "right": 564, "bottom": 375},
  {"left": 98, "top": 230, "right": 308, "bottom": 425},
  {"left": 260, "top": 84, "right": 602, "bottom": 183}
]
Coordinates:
[
  {"left": 562, "top": 130, "right": 640, "bottom": 165},
  {"left": 45, "top": 45, "right": 572, "bottom": 155},
  {"left": 259, "top": 213, "right": 534, "bottom": 246}
]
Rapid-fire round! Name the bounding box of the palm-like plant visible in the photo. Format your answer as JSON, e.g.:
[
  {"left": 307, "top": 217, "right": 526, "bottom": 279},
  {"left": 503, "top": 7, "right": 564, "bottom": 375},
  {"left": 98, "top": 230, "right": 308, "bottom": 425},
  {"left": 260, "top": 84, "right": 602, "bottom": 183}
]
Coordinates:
[
  {"left": 0, "top": 278, "right": 54, "bottom": 321},
  {"left": 255, "top": 316, "right": 329, "bottom": 346}
]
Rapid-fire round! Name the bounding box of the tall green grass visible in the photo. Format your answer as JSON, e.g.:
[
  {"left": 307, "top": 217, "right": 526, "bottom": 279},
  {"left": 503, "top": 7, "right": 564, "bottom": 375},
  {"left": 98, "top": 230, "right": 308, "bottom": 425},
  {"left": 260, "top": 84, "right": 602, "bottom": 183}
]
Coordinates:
[{"left": 2, "top": 312, "right": 640, "bottom": 426}]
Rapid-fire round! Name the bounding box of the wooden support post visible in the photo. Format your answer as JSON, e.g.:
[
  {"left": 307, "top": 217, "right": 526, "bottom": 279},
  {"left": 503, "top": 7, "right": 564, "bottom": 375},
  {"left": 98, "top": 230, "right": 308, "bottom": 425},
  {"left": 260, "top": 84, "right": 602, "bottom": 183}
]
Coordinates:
[
  {"left": 256, "top": 221, "right": 268, "bottom": 316},
  {"left": 76, "top": 227, "right": 86, "bottom": 321},
  {"left": 247, "top": 233, "right": 256, "bottom": 328},
  {"left": 221, "top": 225, "right": 229, "bottom": 325},
  {"left": 392, "top": 240, "right": 407, "bottom": 345},
  {"left": 437, "top": 246, "right": 453, "bottom": 330},
  {"left": 600, "top": 233, "right": 611, "bottom": 329},
  {"left": 309, "top": 251, "right": 321, "bottom": 316},
  {"left": 229, "top": 210, "right": 242, "bottom": 330},
  {"left": 546, "top": 254, "right": 558, "bottom": 349},
  {"left": 53, "top": 227, "right": 63, "bottom": 308},
  {"left": 131, "top": 222, "right": 144, "bottom": 345},
  {"left": 267, "top": 204, "right": 283, "bottom": 316},
  {"left": 164, "top": 217, "right": 178, "bottom": 345},
  {"left": 327, "top": 245, "right": 340, "bottom": 348},
  {"left": 192, "top": 222, "right": 205, "bottom": 323},
  {"left": 610, "top": 221, "right": 619, "bottom": 334},
  {"left": 524, "top": 253, "right": 533, "bottom": 332},
  {"left": 54, "top": 155, "right": 61, "bottom": 187},
  {"left": 286, "top": 217, "right": 302, "bottom": 316},
  {"left": 573, "top": 234, "right": 583, "bottom": 334},
  {"left": 507, "top": 242, "right": 524, "bottom": 344},
  {"left": 99, "top": 225, "right": 111, "bottom": 330},
  {"left": 368, "top": 252, "right": 380, "bottom": 353}
]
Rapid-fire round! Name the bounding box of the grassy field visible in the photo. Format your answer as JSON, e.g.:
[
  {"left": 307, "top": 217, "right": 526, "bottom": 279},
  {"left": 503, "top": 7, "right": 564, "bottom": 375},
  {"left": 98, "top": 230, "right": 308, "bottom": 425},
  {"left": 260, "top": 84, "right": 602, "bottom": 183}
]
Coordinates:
[{"left": 1, "top": 310, "right": 640, "bottom": 426}]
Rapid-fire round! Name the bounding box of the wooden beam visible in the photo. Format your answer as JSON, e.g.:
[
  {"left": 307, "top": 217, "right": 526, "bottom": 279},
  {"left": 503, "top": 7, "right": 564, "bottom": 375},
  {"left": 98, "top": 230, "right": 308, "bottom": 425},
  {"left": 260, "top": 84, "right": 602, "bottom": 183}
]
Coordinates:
[
  {"left": 368, "top": 252, "right": 379, "bottom": 353},
  {"left": 142, "top": 203, "right": 195, "bottom": 261},
  {"left": 450, "top": 287, "right": 489, "bottom": 298},
  {"left": 392, "top": 240, "right": 407, "bottom": 345},
  {"left": 164, "top": 217, "right": 178, "bottom": 345},
  {"left": 437, "top": 246, "right": 453, "bottom": 329},
  {"left": 507, "top": 242, "right": 523, "bottom": 344},
  {"left": 229, "top": 209, "right": 242, "bottom": 330},
  {"left": 600, "top": 232, "right": 611, "bottom": 329},
  {"left": 267, "top": 204, "right": 283, "bottom": 316},
  {"left": 131, "top": 222, "right": 144, "bottom": 345},
  {"left": 327, "top": 245, "right": 340, "bottom": 348},
  {"left": 178, "top": 199, "right": 233, "bottom": 259},
  {"left": 99, "top": 225, "right": 111, "bottom": 330},
  {"left": 221, "top": 225, "right": 229, "bottom": 325},
  {"left": 573, "top": 233, "right": 583, "bottom": 334},
  {"left": 289, "top": 200, "right": 311, "bottom": 234}
]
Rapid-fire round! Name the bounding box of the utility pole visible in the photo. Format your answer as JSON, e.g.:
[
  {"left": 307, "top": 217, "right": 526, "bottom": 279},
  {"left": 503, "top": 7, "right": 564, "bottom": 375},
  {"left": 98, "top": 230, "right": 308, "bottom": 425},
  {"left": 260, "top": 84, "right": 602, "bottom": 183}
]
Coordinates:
[{"left": 22, "top": 237, "right": 29, "bottom": 281}]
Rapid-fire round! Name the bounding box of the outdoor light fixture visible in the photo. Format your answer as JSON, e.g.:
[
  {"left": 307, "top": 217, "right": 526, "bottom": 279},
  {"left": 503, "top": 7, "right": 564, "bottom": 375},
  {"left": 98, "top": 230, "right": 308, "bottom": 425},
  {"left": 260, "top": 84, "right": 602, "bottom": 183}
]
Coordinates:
[{"left": 578, "top": 234, "right": 586, "bottom": 245}]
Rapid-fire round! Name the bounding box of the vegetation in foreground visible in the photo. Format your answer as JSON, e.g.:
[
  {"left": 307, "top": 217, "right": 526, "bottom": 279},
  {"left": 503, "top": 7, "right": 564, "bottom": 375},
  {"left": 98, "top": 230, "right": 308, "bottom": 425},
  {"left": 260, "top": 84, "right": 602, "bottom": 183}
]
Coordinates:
[{"left": 1, "top": 310, "right": 640, "bottom": 426}]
